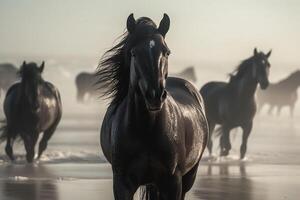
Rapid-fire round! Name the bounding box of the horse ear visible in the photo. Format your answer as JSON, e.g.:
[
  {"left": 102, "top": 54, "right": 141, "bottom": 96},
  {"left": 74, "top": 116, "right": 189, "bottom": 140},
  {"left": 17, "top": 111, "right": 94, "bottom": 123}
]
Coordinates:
[
  {"left": 22, "top": 61, "right": 26, "bottom": 66},
  {"left": 266, "top": 49, "right": 272, "bottom": 58},
  {"left": 40, "top": 61, "right": 45, "bottom": 72},
  {"left": 158, "top": 13, "right": 170, "bottom": 37},
  {"left": 127, "top": 13, "right": 136, "bottom": 34},
  {"left": 253, "top": 48, "right": 258, "bottom": 56}
]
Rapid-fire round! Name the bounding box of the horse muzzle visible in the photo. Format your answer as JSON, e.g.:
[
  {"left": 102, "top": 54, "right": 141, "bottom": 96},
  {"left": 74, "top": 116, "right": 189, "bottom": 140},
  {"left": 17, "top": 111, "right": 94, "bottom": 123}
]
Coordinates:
[
  {"left": 144, "top": 89, "right": 167, "bottom": 112},
  {"left": 260, "top": 81, "right": 269, "bottom": 90}
]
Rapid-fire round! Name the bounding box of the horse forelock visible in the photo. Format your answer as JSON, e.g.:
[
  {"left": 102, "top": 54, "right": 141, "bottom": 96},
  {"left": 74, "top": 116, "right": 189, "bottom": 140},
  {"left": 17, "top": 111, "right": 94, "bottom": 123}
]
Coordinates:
[{"left": 96, "top": 17, "right": 159, "bottom": 105}]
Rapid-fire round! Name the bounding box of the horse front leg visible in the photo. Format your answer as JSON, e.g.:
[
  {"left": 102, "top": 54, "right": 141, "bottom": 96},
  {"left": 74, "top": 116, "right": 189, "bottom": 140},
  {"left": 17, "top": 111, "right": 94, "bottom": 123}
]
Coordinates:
[
  {"left": 23, "top": 133, "right": 39, "bottom": 163},
  {"left": 240, "top": 122, "right": 253, "bottom": 159},
  {"left": 113, "top": 174, "right": 137, "bottom": 200},
  {"left": 38, "top": 123, "right": 59, "bottom": 159},
  {"left": 159, "top": 170, "right": 182, "bottom": 200},
  {"left": 5, "top": 136, "right": 15, "bottom": 161}
]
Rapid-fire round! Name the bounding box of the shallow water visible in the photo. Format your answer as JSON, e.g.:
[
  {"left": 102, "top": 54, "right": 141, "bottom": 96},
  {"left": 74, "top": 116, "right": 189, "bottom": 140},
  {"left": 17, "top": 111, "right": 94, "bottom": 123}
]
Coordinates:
[{"left": 0, "top": 59, "right": 299, "bottom": 199}]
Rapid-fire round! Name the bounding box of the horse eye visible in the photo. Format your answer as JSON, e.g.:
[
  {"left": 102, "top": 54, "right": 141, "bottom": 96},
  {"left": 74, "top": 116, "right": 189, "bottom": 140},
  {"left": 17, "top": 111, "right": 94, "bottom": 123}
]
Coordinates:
[{"left": 165, "top": 50, "right": 171, "bottom": 56}]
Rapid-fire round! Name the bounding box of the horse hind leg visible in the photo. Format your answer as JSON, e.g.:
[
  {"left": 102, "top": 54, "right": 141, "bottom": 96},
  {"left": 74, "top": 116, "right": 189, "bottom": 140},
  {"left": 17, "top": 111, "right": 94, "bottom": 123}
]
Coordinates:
[
  {"left": 38, "top": 123, "right": 59, "bottom": 159},
  {"left": 220, "top": 127, "right": 231, "bottom": 157},
  {"left": 207, "top": 122, "right": 215, "bottom": 155},
  {"left": 2, "top": 125, "right": 15, "bottom": 161}
]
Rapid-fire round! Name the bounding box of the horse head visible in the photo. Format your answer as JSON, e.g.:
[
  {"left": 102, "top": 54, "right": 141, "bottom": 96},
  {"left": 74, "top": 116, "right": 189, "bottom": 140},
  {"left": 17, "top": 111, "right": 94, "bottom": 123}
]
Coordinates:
[
  {"left": 126, "top": 14, "right": 171, "bottom": 111},
  {"left": 252, "top": 48, "right": 272, "bottom": 89},
  {"left": 19, "top": 61, "right": 45, "bottom": 109}
]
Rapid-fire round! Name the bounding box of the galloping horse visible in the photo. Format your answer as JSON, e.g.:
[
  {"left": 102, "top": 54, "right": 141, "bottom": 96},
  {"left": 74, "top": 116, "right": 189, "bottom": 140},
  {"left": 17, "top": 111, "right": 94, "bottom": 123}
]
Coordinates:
[
  {"left": 200, "top": 48, "right": 271, "bottom": 159},
  {"left": 98, "top": 14, "right": 208, "bottom": 199},
  {"left": 257, "top": 70, "right": 300, "bottom": 117},
  {"left": 0, "top": 62, "right": 62, "bottom": 163}
]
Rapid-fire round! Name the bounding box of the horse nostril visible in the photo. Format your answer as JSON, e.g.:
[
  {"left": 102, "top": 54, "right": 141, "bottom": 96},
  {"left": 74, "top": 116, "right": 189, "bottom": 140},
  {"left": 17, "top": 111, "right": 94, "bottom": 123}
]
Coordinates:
[{"left": 161, "top": 90, "right": 167, "bottom": 101}]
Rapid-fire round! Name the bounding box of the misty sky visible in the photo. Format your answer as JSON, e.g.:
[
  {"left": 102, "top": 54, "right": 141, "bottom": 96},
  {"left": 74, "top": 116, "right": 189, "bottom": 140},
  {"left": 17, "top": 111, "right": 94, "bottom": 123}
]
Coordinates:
[{"left": 0, "top": 0, "right": 299, "bottom": 65}]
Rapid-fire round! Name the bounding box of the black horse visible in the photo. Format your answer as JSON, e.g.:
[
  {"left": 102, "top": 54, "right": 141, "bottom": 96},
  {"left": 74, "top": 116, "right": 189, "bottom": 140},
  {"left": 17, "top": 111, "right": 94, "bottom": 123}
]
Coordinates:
[
  {"left": 98, "top": 14, "right": 208, "bottom": 199},
  {"left": 0, "top": 63, "right": 18, "bottom": 97},
  {"left": 200, "top": 48, "right": 271, "bottom": 159},
  {"left": 257, "top": 70, "right": 300, "bottom": 117},
  {"left": 0, "top": 62, "right": 62, "bottom": 163},
  {"left": 75, "top": 71, "right": 98, "bottom": 102}
]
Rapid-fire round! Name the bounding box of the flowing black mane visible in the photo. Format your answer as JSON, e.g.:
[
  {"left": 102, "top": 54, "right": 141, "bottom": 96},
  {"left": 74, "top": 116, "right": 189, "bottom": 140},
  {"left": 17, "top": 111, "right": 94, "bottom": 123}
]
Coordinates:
[
  {"left": 229, "top": 56, "right": 255, "bottom": 84},
  {"left": 96, "top": 17, "right": 159, "bottom": 105}
]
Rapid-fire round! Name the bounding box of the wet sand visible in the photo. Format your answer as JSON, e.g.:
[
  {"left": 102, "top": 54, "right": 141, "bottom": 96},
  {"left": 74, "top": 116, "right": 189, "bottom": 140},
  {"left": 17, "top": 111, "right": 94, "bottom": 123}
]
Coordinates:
[{"left": 0, "top": 162, "right": 300, "bottom": 200}]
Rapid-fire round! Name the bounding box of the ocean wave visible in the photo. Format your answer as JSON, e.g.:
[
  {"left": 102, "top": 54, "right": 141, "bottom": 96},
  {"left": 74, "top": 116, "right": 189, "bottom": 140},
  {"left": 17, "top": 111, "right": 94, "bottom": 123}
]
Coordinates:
[{"left": 0, "top": 151, "right": 107, "bottom": 164}]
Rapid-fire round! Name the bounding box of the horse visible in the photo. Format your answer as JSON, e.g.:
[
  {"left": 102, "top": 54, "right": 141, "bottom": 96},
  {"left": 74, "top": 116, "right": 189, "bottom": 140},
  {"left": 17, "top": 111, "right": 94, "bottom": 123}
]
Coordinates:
[
  {"left": 173, "top": 66, "right": 197, "bottom": 83},
  {"left": 200, "top": 48, "right": 271, "bottom": 159},
  {"left": 0, "top": 62, "right": 62, "bottom": 163},
  {"left": 257, "top": 70, "right": 300, "bottom": 117},
  {"left": 97, "top": 14, "right": 208, "bottom": 200},
  {"left": 0, "top": 63, "right": 18, "bottom": 97},
  {"left": 75, "top": 71, "right": 98, "bottom": 102}
]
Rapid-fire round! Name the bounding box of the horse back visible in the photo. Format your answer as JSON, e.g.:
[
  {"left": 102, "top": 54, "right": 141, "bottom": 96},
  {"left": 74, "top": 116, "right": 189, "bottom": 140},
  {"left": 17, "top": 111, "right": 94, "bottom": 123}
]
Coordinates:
[
  {"left": 257, "top": 82, "right": 298, "bottom": 106},
  {"left": 166, "top": 77, "right": 204, "bottom": 108}
]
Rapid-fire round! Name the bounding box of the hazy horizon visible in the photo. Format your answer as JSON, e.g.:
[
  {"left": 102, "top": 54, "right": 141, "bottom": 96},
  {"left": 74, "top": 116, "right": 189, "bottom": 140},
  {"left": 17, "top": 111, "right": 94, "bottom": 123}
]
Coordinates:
[{"left": 0, "top": 0, "right": 299, "bottom": 67}]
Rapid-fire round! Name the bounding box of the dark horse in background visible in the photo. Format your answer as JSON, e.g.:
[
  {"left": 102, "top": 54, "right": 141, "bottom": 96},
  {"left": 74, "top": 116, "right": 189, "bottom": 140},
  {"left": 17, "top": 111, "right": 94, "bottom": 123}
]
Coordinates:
[
  {"left": 172, "top": 66, "right": 197, "bottom": 83},
  {"left": 257, "top": 70, "right": 300, "bottom": 117},
  {"left": 75, "top": 71, "right": 97, "bottom": 102},
  {"left": 0, "top": 63, "right": 18, "bottom": 97},
  {"left": 200, "top": 48, "right": 271, "bottom": 159},
  {"left": 0, "top": 62, "right": 62, "bottom": 163},
  {"left": 98, "top": 14, "right": 208, "bottom": 199}
]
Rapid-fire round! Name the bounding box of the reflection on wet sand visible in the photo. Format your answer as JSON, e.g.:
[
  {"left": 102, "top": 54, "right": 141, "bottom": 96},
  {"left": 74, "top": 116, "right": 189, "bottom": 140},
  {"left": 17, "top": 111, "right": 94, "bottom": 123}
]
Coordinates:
[
  {"left": 193, "top": 163, "right": 265, "bottom": 200},
  {"left": 0, "top": 165, "right": 58, "bottom": 200}
]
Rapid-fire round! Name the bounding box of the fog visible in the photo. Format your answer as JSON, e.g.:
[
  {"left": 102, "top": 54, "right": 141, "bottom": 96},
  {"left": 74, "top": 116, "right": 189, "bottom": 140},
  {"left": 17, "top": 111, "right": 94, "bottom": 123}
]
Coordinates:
[{"left": 0, "top": 0, "right": 299, "bottom": 66}]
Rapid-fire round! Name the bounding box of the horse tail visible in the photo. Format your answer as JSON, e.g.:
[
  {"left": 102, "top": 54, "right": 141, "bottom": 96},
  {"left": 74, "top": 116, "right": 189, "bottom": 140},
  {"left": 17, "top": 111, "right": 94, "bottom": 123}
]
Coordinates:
[
  {"left": 0, "top": 120, "right": 8, "bottom": 143},
  {"left": 140, "top": 185, "right": 159, "bottom": 200}
]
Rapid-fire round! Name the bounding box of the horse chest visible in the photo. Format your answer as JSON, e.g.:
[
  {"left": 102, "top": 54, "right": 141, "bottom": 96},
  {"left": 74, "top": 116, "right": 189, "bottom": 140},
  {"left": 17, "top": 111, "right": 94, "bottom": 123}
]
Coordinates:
[{"left": 113, "top": 133, "right": 177, "bottom": 179}]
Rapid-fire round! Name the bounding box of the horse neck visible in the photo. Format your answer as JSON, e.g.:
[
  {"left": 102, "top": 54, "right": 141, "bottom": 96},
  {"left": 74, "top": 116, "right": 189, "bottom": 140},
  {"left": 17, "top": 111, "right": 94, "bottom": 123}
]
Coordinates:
[
  {"left": 230, "top": 72, "right": 258, "bottom": 102},
  {"left": 20, "top": 78, "right": 41, "bottom": 108},
  {"left": 125, "top": 86, "right": 161, "bottom": 132}
]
